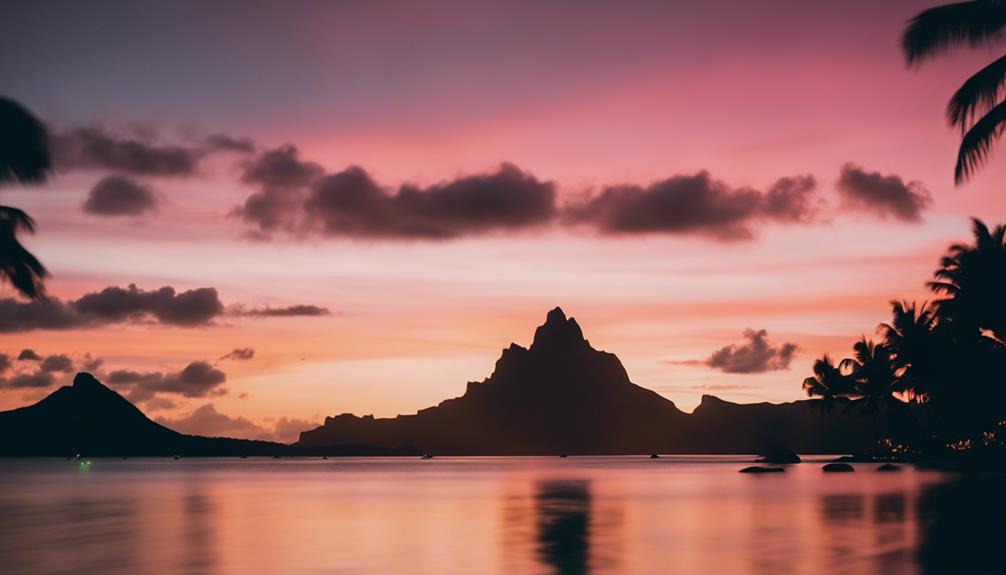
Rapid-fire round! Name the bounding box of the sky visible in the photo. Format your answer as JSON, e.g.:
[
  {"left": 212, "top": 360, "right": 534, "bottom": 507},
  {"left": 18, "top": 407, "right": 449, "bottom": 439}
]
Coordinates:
[{"left": 1, "top": 0, "right": 1003, "bottom": 442}]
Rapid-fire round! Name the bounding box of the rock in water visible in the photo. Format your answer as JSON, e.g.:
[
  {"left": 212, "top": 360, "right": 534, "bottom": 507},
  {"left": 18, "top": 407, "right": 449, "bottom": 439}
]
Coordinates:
[
  {"left": 822, "top": 463, "right": 855, "bottom": 473},
  {"left": 739, "top": 466, "right": 785, "bottom": 473}
]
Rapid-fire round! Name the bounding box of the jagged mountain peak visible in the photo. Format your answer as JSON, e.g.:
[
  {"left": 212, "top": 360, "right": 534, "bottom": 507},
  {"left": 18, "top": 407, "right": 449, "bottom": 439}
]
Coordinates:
[{"left": 531, "top": 306, "right": 588, "bottom": 352}]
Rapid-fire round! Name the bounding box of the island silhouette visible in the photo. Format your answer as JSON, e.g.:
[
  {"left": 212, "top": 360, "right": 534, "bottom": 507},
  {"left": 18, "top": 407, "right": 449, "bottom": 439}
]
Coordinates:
[{"left": 0, "top": 308, "right": 919, "bottom": 457}]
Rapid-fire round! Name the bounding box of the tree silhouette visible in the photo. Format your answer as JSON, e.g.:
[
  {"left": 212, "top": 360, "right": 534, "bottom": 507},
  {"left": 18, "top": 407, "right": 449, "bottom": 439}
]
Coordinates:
[
  {"left": 804, "top": 218, "right": 1006, "bottom": 455},
  {"left": 902, "top": 1, "right": 1006, "bottom": 183},
  {"left": 0, "top": 96, "right": 51, "bottom": 299}
]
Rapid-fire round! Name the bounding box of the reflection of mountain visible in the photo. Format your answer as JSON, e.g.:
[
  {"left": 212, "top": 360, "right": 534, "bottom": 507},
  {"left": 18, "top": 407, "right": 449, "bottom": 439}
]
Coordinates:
[
  {"left": 535, "top": 481, "right": 591, "bottom": 575},
  {"left": 298, "top": 308, "right": 914, "bottom": 454}
]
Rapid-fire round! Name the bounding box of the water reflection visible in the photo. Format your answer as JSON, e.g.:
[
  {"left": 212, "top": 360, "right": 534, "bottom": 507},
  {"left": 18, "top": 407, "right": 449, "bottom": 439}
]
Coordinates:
[
  {"left": 0, "top": 458, "right": 1001, "bottom": 575},
  {"left": 179, "top": 488, "right": 217, "bottom": 575},
  {"left": 916, "top": 476, "right": 1006, "bottom": 575},
  {"left": 535, "top": 481, "right": 591, "bottom": 574}
]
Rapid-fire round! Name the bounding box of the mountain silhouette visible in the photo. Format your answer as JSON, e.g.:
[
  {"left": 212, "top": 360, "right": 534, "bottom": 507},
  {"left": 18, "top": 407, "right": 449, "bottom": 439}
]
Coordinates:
[
  {"left": 0, "top": 372, "right": 417, "bottom": 456},
  {"left": 0, "top": 373, "right": 285, "bottom": 456},
  {"left": 0, "top": 309, "right": 918, "bottom": 456},
  {"left": 298, "top": 308, "right": 915, "bottom": 454}
]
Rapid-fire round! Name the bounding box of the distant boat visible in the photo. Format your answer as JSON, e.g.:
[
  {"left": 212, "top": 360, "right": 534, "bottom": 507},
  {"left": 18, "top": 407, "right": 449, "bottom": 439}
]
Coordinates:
[
  {"left": 559, "top": 454, "right": 568, "bottom": 458},
  {"left": 173, "top": 455, "right": 180, "bottom": 460},
  {"left": 421, "top": 453, "right": 434, "bottom": 459},
  {"left": 650, "top": 454, "right": 660, "bottom": 459},
  {"left": 240, "top": 455, "right": 247, "bottom": 459}
]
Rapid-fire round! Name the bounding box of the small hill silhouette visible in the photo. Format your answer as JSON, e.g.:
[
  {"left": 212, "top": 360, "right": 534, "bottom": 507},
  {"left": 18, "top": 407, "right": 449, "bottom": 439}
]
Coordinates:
[{"left": 298, "top": 308, "right": 915, "bottom": 454}]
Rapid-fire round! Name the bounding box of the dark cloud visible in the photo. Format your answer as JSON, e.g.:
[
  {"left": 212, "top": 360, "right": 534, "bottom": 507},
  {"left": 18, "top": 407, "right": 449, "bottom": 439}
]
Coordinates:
[
  {"left": 1, "top": 371, "right": 56, "bottom": 389},
  {"left": 564, "top": 171, "right": 819, "bottom": 240},
  {"left": 221, "top": 347, "right": 255, "bottom": 361},
  {"left": 83, "top": 175, "right": 158, "bottom": 216},
  {"left": 705, "top": 329, "right": 798, "bottom": 374},
  {"left": 16, "top": 348, "right": 40, "bottom": 361},
  {"left": 304, "top": 163, "right": 557, "bottom": 239},
  {"left": 80, "top": 353, "right": 104, "bottom": 372},
  {"left": 55, "top": 126, "right": 201, "bottom": 176},
  {"left": 0, "top": 285, "right": 328, "bottom": 333},
  {"left": 108, "top": 360, "right": 227, "bottom": 400},
  {"left": 205, "top": 133, "right": 256, "bottom": 154},
  {"left": 39, "top": 354, "right": 75, "bottom": 373},
  {"left": 72, "top": 284, "right": 224, "bottom": 327},
  {"left": 229, "top": 304, "right": 331, "bottom": 317},
  {"left": 236, "top": 153, "right": 556, "bottom": 239},
  {"left": 837, "top": 163, "right": 931, "bottom": 222},
  {"left": 241, "top": 145, "right": 323, "bottom": 190},
  {"left": 761, "top": 175, "right": 820, "bottom": 223},
  {"left": 0, "top": 353, "right": 9, "bottom": 373},
  {"left": 0, "top": 298, "right": 89, "bottom": 332},
  {"left": 53, "top": 126, "right": 256, "bottom": 177}
]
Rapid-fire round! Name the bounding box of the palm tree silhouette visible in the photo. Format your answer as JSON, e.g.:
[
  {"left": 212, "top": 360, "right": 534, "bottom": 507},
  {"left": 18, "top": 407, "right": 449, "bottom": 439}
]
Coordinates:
[
  {"left": 928, "top": 218, "right": 1006, "bottom": 340},
  {"left": 802, "top": 354, "right": 850, "bottom": 413},
  {"left": 902, "top": 1, "right": 1006, "bottom": 183},
  {"left": 0, "top": 96, "right": 50, "bottom": 299},
  {"left": 879, "top": 300, "right": 940, "bottom": 402},
  {"left": 840, "top": 338, "right": 899, "bottom": 414}
]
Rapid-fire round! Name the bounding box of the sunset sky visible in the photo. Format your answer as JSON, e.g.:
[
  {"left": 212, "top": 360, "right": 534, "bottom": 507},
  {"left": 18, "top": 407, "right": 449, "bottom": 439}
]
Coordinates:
[{"left": 1, "top": 0, "right": 1002, "bottom": 442}]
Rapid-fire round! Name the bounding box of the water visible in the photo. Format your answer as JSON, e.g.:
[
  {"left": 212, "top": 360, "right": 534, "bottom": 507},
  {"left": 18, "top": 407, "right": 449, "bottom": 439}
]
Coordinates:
[{"left": 0, "top": 456, "right": 1001, "bottom": 575}]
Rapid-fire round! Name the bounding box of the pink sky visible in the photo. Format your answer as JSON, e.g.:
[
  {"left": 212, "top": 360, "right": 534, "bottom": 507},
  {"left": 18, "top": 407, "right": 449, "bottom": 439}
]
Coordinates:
[{"left": 1, "top": 0, "right": 1004, "bottom": 441}]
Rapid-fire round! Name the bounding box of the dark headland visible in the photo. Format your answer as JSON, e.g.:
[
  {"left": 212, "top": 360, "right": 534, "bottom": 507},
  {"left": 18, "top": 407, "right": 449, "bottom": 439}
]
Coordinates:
[{"left": 0, "top": 308, "right": 916, "bottom": 457}]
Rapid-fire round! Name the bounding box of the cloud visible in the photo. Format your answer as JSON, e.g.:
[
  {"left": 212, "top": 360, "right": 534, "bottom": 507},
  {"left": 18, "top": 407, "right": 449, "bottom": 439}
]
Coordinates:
[
  {"left": 72, "top": 284, "right": 224, "bottom": 327},
  {"left": 155, "top": 404, "right": 318, "bottom": 443},
  {"left": 0, "top": 285, "right": 329, "bottom": 333},
  {"left": 83, "top": 175, "right": 158, "bottom": 216},
  {"left": 0, "top": 353, "right": 9, "bottom": 374},
  {"left": 54, "top": 126, "right": 201, "bottom": 176},
  {"left": 704, "top": 329, "right": 798, "bottom": 374},
  {"left": 304, "top": 163, "right": 556, "bottom": 239},
  {"left": 235, "top": 151, "right": 556, "bottom": 239},
  {"left": 39, "top": 354, "right": 75, "bottom": 373},
  {"left": 221, "top": 347, "right": 255, "bottom": 361},
  {"left": 205, "top": 133, "right": 256, "bottom": 154},
  {"left": 564, "top": 171, "right": 819, "bottom": 240},
  {"left": 16, "top": 349, "right": 40, "bottom": 361},
  {"left": 156, "top": 404, "right": 270, "bottom": 440},
  {"left": 108, "top": 360, "right": 227, "bottom": 401},
  {"left": 229, "top": 304, "right": 331, "bottom": 317},
  {"left": 272, "top": 417, "right": 319, "bottom": 443},
  {"left": 0, "top": 298, "right": 89, "bottom": 332},
  {"left": 1, "top": 371, "right": 56, "bottom": 389},
  {"left": 53, "top": 126, "right": 257, "bottom": 177},
  {"left": 836, "top": 163, "right": 931, "bottom": 222}
]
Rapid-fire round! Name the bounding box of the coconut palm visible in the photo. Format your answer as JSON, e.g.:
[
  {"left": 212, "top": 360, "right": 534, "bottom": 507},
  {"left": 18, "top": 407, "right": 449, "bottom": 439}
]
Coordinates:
[
  {"left": 879, "top": 300, "right": 941, "bottom": 401},
  {"left": 802, "top": 354, "right": 850, "bottom": 413},
  {"left": 840, "top": 338, "right": 899, "bottom": 414},
  {"left": 0, "top": 96, "right": 50, "bottom": 299},
  {"left": 928, "top": 218, "right": 1006, "bottom": 339},
  {"left": 902, "top": 1, "right": 1006, "bottom": 183}
]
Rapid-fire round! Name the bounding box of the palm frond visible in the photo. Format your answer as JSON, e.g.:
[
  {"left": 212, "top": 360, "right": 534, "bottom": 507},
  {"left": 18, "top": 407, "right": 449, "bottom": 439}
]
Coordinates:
[
  {"left": 902, "top": 1, "right": 1006, "bottom": 65},
  {"left": 948, "top": 54, "right": 1006, "bottom": 130},
  {"left": 0, "top": 96, "right": 52, "bottom": 184},
  {"left": 955, "top": 99, "right": 1006, "bottom": 183}
]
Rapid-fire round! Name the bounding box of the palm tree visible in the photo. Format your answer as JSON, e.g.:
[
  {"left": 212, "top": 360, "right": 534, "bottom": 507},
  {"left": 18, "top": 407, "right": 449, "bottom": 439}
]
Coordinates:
[
  {"left": 0, "top": 96, "right": 50, "bottom": 299},
  {"left": 902, "top": 1, "right": 1006, "bottom": 183},
  {"left": 928, "top": 218, "right": 1006, "bottom": 340},
  {"left": 840, "top": 338, "right": 898, "bottom": 414},
  {"left": 802, "top": 354, "right": 851, "bottom": 413},
  {"left": 879, "top": 300, "right": 940, "bottom": 401}
]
